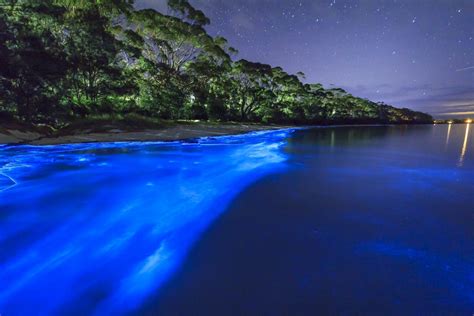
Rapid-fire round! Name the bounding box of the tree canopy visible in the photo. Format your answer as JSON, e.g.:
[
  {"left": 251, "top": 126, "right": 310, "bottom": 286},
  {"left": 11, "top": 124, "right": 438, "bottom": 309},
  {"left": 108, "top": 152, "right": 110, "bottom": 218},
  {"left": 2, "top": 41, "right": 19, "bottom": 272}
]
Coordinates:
[{"left": 0, "top": 0, "right": 433, "bottom": 126}]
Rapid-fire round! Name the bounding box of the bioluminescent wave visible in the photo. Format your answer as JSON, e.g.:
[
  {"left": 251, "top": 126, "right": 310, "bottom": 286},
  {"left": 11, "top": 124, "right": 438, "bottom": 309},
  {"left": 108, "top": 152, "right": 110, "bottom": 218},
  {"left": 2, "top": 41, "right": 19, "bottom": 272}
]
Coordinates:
[
  {"left": 0, "top": 129, "right": 295, "bottom": 315},
  {"left": 2, "top": 125, "right": 474, "bottom": 315}
]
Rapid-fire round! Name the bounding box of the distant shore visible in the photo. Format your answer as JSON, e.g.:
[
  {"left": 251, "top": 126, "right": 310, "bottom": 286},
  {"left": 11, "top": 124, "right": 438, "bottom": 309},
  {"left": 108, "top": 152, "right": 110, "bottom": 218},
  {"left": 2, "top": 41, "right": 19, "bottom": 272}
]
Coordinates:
[{"left": 0, "top": 121, "right": 291, "bottom": 145}]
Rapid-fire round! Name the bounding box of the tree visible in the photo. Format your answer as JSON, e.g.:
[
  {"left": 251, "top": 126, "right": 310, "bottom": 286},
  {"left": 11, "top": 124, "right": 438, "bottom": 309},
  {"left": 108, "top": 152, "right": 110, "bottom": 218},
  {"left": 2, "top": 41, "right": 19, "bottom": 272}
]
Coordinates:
[
  {"left": 0, "top": 0, "right": 433, "bottom": 126},
  {"left": 226, "top": 60, "right": 275, "bottom": 121},
  {"left": 114, "top": 4, "right": 230, "bottom": 118},
  {"left": 0, "top": 1, "right": 68, "bottom": 122}
]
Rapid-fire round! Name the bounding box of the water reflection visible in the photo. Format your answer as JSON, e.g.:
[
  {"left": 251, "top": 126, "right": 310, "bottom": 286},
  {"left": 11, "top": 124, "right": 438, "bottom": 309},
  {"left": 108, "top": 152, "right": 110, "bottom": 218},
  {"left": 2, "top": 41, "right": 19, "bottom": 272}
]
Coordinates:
[
  {"left": 445, "top": 123, "right": 452, "bottom": 147},
  {"left": 286, "top": 125, "right": 431, "bottom": 154},
  {"left": 330, "top": 130, "right": 335, "bottom": 149},
  {"left": 459, "top": 123, "right": 470, "bottom": 166},
  {"left": 147, "top": 125, "right": 474, "bottom": 315}
]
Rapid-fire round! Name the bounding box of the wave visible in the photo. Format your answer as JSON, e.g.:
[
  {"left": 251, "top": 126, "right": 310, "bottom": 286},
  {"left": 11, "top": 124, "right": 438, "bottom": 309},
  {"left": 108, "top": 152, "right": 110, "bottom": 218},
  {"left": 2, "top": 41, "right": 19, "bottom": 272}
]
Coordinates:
[{"left": 0, "top": 129, "right": 295, "bottom": 315}]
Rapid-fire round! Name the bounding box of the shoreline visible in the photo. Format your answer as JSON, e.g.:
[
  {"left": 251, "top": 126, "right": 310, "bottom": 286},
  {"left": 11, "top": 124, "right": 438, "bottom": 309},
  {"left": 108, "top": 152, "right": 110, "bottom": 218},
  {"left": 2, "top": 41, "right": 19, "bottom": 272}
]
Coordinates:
[
  {"left": 0, "top": 122, "right": 292, "bottom": 146},
  {"left": 0, "top": 121, "right": 438, "bottom": 146}
]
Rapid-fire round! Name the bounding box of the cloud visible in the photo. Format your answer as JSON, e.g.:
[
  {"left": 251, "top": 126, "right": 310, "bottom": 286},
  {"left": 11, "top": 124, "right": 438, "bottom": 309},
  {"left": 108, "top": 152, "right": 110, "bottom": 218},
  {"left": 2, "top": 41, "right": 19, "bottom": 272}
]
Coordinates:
[
  {"left": 341, "top": 83, "right": 474, "bottom": 118},
  {"left": 456, "top": 66, "right": 474, "bottom": 72},
  {"left": 437, "top": 111, "right": 474, "bottom": 116},
  {"left": 435, "top": 101, "right": 474, "bottom": 117}
]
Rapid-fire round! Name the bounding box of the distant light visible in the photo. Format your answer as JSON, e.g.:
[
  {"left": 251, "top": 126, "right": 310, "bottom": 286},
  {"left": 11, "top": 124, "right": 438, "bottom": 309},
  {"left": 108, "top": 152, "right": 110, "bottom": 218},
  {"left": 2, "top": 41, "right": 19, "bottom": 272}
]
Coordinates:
[
  {"left": 466, "top": 119, "right": 473, "bottom": 124},
  {"left": 448, "top": 120, "right": 453, "bottom": 124}
]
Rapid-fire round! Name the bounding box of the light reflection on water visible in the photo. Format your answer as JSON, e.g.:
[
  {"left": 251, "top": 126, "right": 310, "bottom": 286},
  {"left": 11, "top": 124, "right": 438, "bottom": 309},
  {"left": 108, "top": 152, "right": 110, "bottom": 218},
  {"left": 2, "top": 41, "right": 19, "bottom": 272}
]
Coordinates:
[
  {"left": 441, "top": 123, "right": 473, "bottom": 167},
  {"left": 458, "top": 123, "right": 470, "bottom": 166},
  {"left": 445, "top": 122, "right": 452, "bottom": 148}
]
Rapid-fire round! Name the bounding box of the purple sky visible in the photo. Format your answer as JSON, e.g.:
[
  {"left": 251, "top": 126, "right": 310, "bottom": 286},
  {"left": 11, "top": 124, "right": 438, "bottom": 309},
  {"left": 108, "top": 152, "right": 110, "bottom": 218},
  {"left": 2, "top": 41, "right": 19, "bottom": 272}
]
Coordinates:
[{"left": 136, "top": 0, "right": 474, "bottom": 118}]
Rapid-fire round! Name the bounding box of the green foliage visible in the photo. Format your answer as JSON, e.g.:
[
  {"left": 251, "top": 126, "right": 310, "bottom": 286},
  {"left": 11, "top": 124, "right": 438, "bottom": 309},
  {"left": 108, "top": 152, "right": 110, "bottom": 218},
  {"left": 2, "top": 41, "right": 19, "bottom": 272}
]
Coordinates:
[{"left": 0, "top": 0, "right": 433, "bottom": 127}]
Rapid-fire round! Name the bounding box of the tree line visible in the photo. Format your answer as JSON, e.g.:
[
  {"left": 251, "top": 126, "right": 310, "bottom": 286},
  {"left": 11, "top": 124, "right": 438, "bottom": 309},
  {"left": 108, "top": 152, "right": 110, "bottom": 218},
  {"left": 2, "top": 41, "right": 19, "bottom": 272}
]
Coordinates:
[{"left": 0, "top": 0, "right": 433, "bottom": 127}]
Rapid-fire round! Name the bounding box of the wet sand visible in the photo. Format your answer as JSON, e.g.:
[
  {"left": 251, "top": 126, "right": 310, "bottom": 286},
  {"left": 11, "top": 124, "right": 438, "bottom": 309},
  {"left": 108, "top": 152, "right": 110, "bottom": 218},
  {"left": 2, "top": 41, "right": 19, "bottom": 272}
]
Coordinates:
[{"left": 0, "top": 123, "right": 289, "bottom": 145}]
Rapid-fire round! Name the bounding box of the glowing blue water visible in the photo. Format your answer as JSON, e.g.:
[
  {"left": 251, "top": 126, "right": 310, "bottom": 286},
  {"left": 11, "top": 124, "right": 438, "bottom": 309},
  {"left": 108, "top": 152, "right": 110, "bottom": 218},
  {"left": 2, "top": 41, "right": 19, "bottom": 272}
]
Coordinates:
[
  {"left": 0, "top": 129, "right": 295, "bottom": 315},
  {"left": 145, "top": 124, "right": 474, "bottom": 315},
  {"left": 1, "top": 125, "right": 474, "bottom": 315}
]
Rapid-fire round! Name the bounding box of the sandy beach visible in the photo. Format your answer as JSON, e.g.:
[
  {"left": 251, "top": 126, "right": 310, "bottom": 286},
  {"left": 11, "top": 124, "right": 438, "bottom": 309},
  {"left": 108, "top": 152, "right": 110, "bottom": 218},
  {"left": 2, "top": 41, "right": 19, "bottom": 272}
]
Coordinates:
[{"left": 0, "top": 122, "right": 289, "bottom": 145}]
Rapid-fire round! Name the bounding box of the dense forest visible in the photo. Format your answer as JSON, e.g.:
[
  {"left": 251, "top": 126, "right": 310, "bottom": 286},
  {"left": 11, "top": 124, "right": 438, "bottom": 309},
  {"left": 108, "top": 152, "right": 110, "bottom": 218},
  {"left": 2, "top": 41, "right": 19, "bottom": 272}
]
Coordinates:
[{"left": 0, "top": 0, "right": 433, "bottom": 129}]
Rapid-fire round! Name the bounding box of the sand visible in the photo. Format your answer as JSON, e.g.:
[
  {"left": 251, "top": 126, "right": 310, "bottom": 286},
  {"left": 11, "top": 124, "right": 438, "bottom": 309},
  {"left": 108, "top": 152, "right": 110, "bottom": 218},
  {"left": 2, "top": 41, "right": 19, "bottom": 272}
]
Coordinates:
[{"left": 0, "top": 123, "right": 289, "bottom": 145}]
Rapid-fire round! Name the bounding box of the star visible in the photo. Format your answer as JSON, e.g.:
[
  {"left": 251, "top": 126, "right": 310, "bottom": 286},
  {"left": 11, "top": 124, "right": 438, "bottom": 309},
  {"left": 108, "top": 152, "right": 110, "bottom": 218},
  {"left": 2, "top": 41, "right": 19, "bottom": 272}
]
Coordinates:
[{"left": 178, "top": 0, "right": 473, "bottom": 117}]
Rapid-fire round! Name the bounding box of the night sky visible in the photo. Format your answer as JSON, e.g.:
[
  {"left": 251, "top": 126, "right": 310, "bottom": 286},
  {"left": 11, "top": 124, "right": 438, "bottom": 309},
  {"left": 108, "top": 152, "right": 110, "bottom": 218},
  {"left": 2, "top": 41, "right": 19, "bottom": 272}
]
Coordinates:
[{"left": 136, "top": 0, "right": 474, "bottom": 118}]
